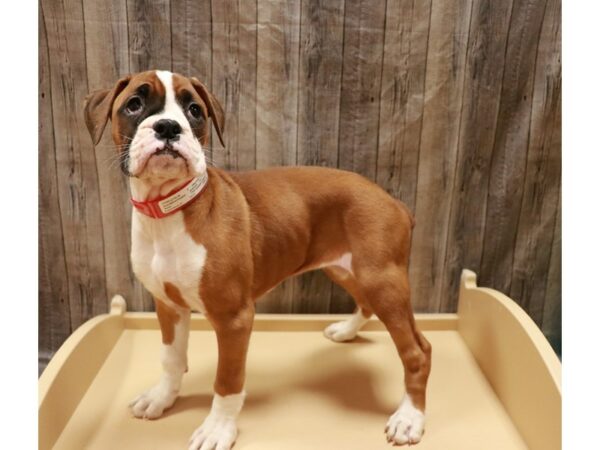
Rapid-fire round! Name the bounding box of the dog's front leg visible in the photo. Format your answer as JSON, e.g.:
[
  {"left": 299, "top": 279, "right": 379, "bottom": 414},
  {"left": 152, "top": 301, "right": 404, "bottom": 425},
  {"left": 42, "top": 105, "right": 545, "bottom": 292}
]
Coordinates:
[
  {"left": 189, "top": 305, "right": 254, "bottom": 450},
  {"left": 130, "top": 299, "right": 190, "bottom": 419}
]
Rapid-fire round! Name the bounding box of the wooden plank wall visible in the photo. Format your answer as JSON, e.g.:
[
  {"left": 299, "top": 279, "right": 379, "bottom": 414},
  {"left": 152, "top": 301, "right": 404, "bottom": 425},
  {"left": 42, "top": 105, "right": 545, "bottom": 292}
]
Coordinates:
[{"left": 39, "top": 0, "right": 562, "bottom": 363}]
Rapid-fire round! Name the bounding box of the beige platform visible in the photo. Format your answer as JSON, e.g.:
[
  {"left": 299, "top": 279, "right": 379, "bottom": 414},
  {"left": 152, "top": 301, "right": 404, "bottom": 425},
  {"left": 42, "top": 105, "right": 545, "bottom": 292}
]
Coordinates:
[{"left": 39, "top": 270, "right": 561, "bottom": 450}]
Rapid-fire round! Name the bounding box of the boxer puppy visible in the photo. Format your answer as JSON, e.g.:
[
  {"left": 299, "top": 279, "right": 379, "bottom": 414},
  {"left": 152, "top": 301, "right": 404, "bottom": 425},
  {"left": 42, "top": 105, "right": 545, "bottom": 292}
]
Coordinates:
[{"left": 84, "top": 70, "right": 431, "bottom": 450}]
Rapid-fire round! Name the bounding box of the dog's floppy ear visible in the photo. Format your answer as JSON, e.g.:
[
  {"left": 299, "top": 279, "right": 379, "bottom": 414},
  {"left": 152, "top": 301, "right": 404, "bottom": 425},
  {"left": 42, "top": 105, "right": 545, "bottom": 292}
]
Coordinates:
[
  {"left": 83, "top": 75, "right": 131, "bottom": 145},
  {"left": 190, "top": 77, "right": 225, "bottom": 148}
]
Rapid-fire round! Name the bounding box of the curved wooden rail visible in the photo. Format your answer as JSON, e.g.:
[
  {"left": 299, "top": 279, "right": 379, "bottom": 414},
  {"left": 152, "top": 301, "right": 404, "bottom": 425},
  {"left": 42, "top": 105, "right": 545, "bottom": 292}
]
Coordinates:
[
  {"left": 458, "top": 269, "right": 561, "bottom": 450},
  {"left": 39, "top": 296, "right": 127, "bottom": 450}
]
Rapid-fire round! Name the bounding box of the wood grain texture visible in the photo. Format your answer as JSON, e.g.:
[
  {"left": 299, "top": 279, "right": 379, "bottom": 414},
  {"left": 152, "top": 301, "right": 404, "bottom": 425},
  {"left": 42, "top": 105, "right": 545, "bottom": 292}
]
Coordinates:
[
  {"left": 39, "top": 5, "right": 71, "bottom": 355},
  {"left": 296, "top": 0, "right": 345, "bottom": 169},
  {"left": 39, "top": 0, "right": 562, "bottom": 360},
  {"left": 539, "top": 0, "right": 561, "bottom": 355},
  {"left": 479, "top": 0, "right": 548, "bottom": 294},
  {"left": 211, "top": 0, "right": 258, "bottom": 171},
  {"left": 543, "top": 192, "right": 561, "bottom": 355},
  {"left": 409, "top": 0, "right": 473, "bottom": 312},
  {"left": 255, "top": 0, "right": 300, "bottom": 169},
  {"left": 171, "top": 0, "right": 212, "bottom": 81},
  {"left": 509, "top": 0, "right": 561, "bottom": 323},
  {"left": 338, "top": 0, "right": 386, "bottom": 181},
  {"left": 439, "top": 0, "right": 514, "bottom": 312},
  {"left": 127, "top": 0, "right": 172, "bottom": 72},
  {"left": 376, "top": 0, "right": 431, "bottom": 213},
  {"left": 42, "top": 0, "right": 109, "bottom": 332}
]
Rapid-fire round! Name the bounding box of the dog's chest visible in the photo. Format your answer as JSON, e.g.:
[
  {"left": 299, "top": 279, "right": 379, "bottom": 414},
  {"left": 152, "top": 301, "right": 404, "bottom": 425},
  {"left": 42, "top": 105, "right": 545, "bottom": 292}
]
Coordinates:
[{"left": 131, "top": 212, "right": 207, "bottom": 312}]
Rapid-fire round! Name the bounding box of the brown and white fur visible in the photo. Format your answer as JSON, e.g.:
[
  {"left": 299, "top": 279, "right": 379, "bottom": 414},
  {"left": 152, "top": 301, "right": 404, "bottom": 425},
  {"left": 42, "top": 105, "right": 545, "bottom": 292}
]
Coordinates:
[{"left": 84, "top": 70, "right": 432, "bottom": 450}]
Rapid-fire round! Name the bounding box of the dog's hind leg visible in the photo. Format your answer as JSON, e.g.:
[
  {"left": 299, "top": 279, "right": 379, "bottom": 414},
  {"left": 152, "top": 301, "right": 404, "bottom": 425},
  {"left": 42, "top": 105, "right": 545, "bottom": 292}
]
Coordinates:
[
  {"left": 322, "top": 267, "right": 373, "bottom": 342},
  {"left": 354, "top": 264, "right": 432, "bottom": 446}
]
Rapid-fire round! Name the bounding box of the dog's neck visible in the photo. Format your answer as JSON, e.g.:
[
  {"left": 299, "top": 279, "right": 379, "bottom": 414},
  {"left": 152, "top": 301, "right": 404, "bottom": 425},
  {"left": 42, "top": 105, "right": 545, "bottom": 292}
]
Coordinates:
[
  {"left": 129, "top": 171, "right": 212, "bottom": 221},
  {"left": 129, "top": 176, "right": 195, "bottom": 202}
]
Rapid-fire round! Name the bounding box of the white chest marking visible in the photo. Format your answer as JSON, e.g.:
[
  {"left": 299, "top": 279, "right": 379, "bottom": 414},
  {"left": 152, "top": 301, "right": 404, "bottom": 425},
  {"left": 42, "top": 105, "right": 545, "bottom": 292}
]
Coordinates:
[{"left": 131, "top": 211, "right": 207, "bottom": 312}]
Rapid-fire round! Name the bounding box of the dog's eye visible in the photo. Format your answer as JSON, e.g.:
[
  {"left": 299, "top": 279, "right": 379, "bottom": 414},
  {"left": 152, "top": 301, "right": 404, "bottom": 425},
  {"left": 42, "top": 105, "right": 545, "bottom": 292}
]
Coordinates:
[
  {"left": 126, "top": 96, "right": 143, "bottom": 114},
  {"left": 137, "top": 84, "right": 150, "bottom": 97},
  {"left": 188, "top": 103, "right": 202, "bottom": 119}
]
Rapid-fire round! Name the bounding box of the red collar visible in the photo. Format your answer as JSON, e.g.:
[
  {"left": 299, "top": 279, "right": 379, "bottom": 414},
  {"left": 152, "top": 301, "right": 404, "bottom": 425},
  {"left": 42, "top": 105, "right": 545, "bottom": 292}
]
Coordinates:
[{"left": 130, "top": 173, "right": 208, "bottom": 219}]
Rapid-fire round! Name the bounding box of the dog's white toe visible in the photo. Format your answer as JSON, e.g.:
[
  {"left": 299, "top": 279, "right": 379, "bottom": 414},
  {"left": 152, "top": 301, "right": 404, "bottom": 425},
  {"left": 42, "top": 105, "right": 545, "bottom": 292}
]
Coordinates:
[
  {"left": 188, "top": 414, "right": 237, "bottom": 450},
  {"left": 385, "top": 394, "right": 425, "bottom": 445},
  {"left": 129, "top": 384, "right": 178, "bottom": 420},
  {"left": 324, "top": 310, "right": 369, "bottom": 342},
  {"left": 324, "top": 320, "right": 359, "bottom": 342}
]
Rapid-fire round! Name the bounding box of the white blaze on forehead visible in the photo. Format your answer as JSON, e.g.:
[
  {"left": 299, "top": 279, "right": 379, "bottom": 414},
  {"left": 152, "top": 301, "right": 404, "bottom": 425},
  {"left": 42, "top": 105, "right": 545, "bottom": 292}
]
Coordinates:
[{"left": 155, "top": 70, "right": 189, "bottom": 129}]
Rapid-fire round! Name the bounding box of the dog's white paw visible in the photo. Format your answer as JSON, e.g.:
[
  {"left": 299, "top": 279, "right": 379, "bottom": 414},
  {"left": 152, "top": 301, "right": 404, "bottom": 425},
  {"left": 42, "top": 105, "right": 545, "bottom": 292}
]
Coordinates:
[
  {"left": 188, "top": 414, "right": 237, "bottom": 450},
  {"left": 385, "top": 395, "right": 425, "bottom": 445},
  {"left": 129, "top": 383, "right": 178, "bottom": 419},
  {"left": 324, "top": 311, "right": 369, "bottom": 342},
  {"left": 189, "top": 392, "right": 245, "bottom": 450},
  {"left": 324, "top": 320, "right": 359, "bottom": 342}
]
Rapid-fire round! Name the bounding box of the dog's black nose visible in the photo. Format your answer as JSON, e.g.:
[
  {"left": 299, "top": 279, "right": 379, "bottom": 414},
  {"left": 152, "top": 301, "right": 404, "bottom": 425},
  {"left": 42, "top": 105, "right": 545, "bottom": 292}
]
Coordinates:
[{"left": 153, "top": 119, "right": 182, "bottom": 141}]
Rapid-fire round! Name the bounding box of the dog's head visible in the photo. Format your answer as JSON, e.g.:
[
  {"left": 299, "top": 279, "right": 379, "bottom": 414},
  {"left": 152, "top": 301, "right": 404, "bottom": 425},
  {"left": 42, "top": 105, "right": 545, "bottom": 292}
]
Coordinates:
[{"left": 84, "top": 70, "right": 224, "bottom": 182}]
